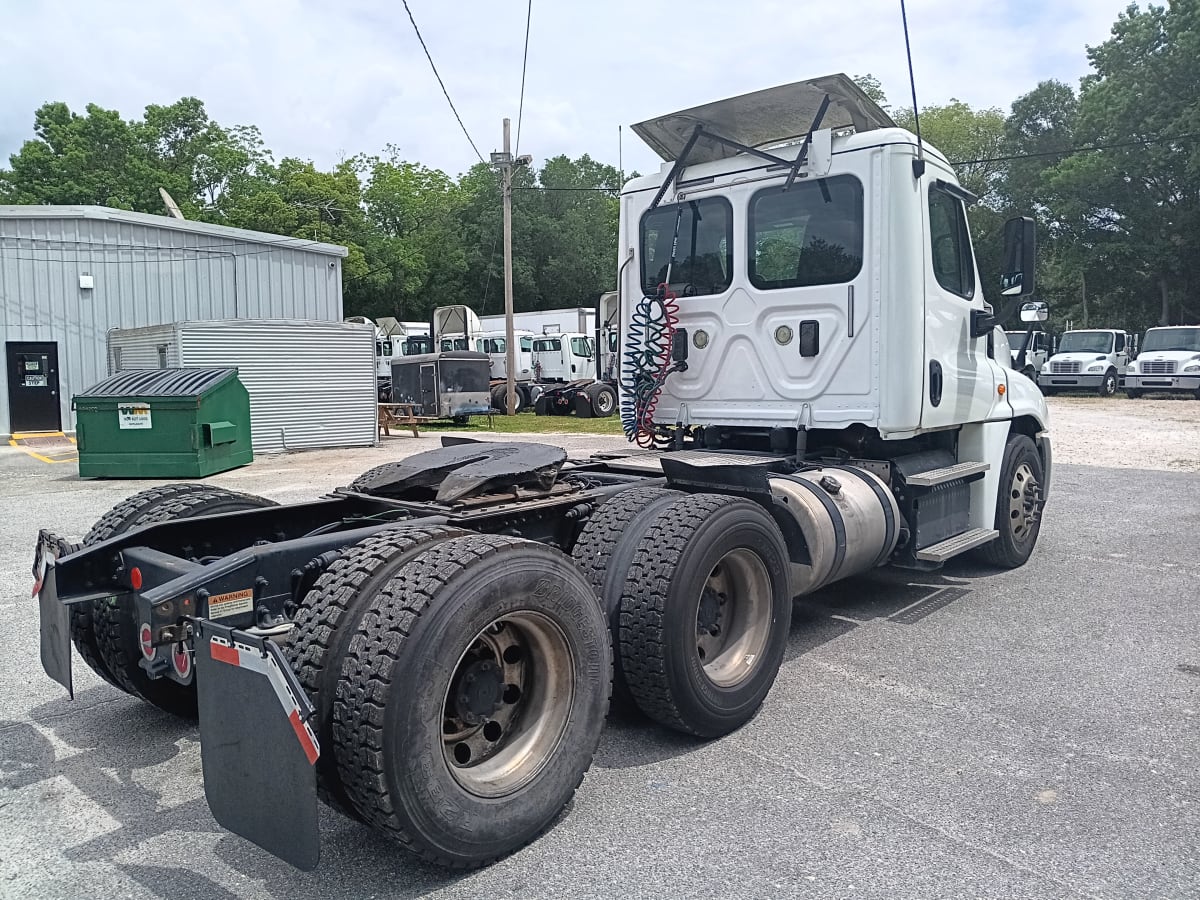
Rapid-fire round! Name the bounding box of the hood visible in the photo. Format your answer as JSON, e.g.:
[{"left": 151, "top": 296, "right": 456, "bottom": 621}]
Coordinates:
[
  {"left": 1046, "top": 352, "right": 1112, "bottom": 363},
  {"left": 1136, "top": 350, "right": 1200, "bottom": 362}
]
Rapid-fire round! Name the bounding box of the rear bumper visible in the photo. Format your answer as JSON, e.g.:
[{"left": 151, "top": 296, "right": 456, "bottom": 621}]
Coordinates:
[{"left": 1126, "top": 374, "right": 1200, "bottom": 392}]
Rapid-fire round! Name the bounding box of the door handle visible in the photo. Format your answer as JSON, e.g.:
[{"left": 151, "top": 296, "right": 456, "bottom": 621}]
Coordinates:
[{"left": 929, "top": 360, "right": 943, "bottom": 407}]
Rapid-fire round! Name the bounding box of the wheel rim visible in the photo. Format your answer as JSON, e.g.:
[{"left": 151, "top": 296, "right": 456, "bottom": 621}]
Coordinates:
[
  {"left": 596, "top": 390, "right": 615, "bottom": 414},
  {"left": 694, "top": 548, "right": 772, "bottom": 688},
  {"left": 1104, "top": 374, "right": 1116, "bottom": 394},
  {"left": 441, "top": 611, "right": 574, "bottom": 798},
  {"left": 1007, "top": 462, "right": 1041, "bottom": 541}
]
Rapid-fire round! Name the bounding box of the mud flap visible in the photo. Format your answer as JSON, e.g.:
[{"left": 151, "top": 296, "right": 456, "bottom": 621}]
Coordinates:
[
  {"left": 194, "top": 620, "right": 321, "bottom": 871},
  {"left": 37, "top": 564, "right": 73, "bottom": 698}
]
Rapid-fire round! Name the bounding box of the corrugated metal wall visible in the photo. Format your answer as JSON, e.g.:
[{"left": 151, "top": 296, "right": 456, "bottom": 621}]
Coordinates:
[
  {"left": 169, "top": 320, "right": 377, "bottom": 452},
  {"left": 0, "top": 208, "right": 345, "bottom": 435},
  {"left": 104, "top": 324, "right": 180, "bottom": 372}
]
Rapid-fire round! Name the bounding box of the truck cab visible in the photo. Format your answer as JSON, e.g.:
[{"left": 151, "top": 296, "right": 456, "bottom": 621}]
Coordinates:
[
  {"left": 532, "top": 333, "right": 595, "bottom": 382},
  {"left": 475, "top": 330, "right": 535, "bottom": 381},
  {"left": 617, "top": 73, "right": 1051, "bottom": 566},
  {"left": 1006, "top": 329, "right": 1052, "bottom": 380},
  {"left": 1039, "top": 329, "right": 1130, "bottom": 396},
  {"left": 1125, "top": 325, "right": 1200, "bottom": 398}
]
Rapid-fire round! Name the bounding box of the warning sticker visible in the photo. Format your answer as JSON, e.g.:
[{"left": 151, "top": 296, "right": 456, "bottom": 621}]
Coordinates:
[
  {"left": 208, "top": 588, "right": 254, "bottom": 619},
  {"left": 118, "top": 403, "right": 152, "bottom": 429}
]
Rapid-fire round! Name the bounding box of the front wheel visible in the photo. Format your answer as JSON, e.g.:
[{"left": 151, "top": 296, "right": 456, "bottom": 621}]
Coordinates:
[
  {"left": 978, "top": 434, "right": 1045, "bottom": 569},
  {"left": 1098, "top": 369, "right": 1118, "bottom": 396}
]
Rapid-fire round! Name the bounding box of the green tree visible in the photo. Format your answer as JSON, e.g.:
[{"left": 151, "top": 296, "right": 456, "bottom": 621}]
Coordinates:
[{"left": 1040, "top": 1, "right": 1200, "bottom": 328}]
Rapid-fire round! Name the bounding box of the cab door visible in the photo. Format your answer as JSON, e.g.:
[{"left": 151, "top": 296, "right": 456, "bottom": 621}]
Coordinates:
[{"left": 921, "top": 182, "right": 997, "bottom": 428}]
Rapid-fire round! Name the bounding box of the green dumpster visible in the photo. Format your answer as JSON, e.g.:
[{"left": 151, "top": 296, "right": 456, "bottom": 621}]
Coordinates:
[{"left": 73, "top": 368, "right": 253, "bottom": 478}]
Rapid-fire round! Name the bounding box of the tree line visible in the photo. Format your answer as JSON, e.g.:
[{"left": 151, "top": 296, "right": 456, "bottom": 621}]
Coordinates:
[{"left": 2, "top": 1, "right": 1197, "bottom": 332}]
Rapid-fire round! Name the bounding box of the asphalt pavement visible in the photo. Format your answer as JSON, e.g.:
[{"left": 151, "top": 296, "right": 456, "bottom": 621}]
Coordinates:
[{"left": 1, "top": 442, "right": 1197, "bottom": 899}]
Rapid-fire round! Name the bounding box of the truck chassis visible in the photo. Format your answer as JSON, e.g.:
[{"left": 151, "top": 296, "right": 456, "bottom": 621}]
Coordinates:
[{"left": 34, "top": 432, "right": 1046, "bottom": 870}]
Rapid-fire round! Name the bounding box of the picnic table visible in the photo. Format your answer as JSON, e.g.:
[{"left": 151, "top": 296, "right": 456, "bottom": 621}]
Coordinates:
[{"left": 378, "top": 403, "right": 432, "bottom": 438}]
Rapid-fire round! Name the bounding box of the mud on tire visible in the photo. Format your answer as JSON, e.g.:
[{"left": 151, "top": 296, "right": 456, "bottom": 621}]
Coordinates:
[{"left": 333, "top": 534, "right": 611, "bottom": 868}]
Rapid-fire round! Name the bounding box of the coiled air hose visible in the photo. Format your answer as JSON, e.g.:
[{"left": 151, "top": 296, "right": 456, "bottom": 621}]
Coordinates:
[{"left": 620, "top": 288, "right": 680, "bottom": 447}]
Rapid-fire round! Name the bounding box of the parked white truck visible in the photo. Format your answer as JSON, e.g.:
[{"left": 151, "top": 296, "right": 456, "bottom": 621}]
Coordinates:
[
  {"left": 1125, "top": 325, "right": 1200, "bottom": 398},
  {"left": 34, "top": 74, "right": 1051, "bottom": 873},
  {"left": 1039, "top": 328, "right": 1131, "bottom": 395},
  {"left": 1005, "top": 329, "right": 1052, "bottom": 381}
]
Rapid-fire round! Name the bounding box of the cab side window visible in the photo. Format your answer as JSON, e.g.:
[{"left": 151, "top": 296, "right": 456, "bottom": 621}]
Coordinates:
[
  {"left": 1115, "top": 333, "right": 1126, "bottom": 352},
  {"left": 928, "top": 187, "right": 975, "bottom": 299}
]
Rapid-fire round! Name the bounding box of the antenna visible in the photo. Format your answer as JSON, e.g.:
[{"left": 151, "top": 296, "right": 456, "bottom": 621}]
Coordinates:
[
  {"left": 899, "top": 0, "right": 925, "bottom": 178},
  {"left": 619, "top": 125, "right": 624, "bottom": 186}
]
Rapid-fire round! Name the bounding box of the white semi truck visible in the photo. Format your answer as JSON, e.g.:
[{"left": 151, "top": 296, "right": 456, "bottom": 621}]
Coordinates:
[
  {"left": 1039, "top": 328, "right": 1132, "bottom": 395},
  {"left": 34, "top": 74, "right": 1051, "bottom": 872},
  {"left": 1125, "top": 325, "right": 1200, "bottom": 398}
]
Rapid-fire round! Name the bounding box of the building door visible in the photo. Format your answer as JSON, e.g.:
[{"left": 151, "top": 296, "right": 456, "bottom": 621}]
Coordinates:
[{"left": 6, "top": 342, "right": 62, "bottom": 433}]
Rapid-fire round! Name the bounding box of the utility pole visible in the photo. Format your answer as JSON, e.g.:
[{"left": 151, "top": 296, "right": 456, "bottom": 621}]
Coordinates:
[{"left": 491, "top": 120, "right": 531, "bottom": 415}]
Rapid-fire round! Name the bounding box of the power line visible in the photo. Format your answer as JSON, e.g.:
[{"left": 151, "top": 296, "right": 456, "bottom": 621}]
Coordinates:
[
  {"left": 952, "top": 131, "right": 1200, "bottom": 166},
  {"left": 401, "top": 0, "right": 485, "bottom": 165},
  {"left": 514, "top": 0, "right": 533, "bottom": 156}
]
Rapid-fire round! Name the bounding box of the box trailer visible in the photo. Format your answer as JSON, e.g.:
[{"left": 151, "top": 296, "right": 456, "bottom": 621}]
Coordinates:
[{"left": 106, "top": 319, "right": 377, "bottom": 452}]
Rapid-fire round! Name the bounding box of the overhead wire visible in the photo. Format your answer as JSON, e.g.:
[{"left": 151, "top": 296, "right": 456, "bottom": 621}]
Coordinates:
[
  {"left": 514, "top": 0, "right": 533, "bottom": 156},
  {"left": 400, "top": 0, "right": 486, "bottom": 165}
]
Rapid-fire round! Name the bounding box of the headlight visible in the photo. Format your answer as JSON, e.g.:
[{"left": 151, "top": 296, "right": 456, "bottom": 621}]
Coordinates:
[
  {"left": 1087, "top": 364, "right": 1105, "bottom": 372},
  {"left": 1041, "top": 363, "right": 1051, "bottom": 373},
  {"left": 1184, "top": 363, "right": 1200, "bottom": 373},
  {"left": 1127, "top": 363, "right": 1137, "bottom": 373}
]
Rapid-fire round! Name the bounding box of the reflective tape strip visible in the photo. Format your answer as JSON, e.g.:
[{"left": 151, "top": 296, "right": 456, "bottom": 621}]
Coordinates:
[{"left": 209, "top": 635, "right": 320, "bottom": 764}]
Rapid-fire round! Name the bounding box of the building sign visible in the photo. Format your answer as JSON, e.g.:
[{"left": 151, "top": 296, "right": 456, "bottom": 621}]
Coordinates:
[{"left": 118, "top": 403, "right": 152, "bottom": 429}]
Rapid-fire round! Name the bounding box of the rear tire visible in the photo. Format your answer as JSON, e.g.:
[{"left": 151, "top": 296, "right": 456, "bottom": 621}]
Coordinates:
[
  {"left": 91, "top": 486, "right": 278, "bottom": 717},
  {"left": 570, "top": 487, "right": 682, "bottom": 708},
  {"left": 334, "top": 535, "right": 611, "bottom": 867},
  {"left": 618, "top": 494, "right": 792, "bottom": 738},
  {"left": 72, "top": 484, "right": 228, "bottom": 690},
  {"left": 585, "top": 383, "right": 618, "bottom": 417},
  {"left": 978, "top": 434, "right": 1045, "bottom": 569},
  {"left": 285, "top": 525, "right": 465, "bottom": 817}
]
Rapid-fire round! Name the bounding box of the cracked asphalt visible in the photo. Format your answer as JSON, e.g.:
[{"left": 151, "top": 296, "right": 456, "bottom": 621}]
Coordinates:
[{"left": 1, "top": 421, "right": 1197, "bottom": 899}]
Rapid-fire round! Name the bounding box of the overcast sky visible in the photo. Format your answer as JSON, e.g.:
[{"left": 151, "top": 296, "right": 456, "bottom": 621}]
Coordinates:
[{"left": 0, "top": 0, "right": 1135, "bottom": 180}]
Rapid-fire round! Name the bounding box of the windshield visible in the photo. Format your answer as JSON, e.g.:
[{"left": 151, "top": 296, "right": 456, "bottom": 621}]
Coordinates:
[
  {"left": 1005, "top": 331, "right": 1029, "bottom": 350},
  {"left": 1141, "top": 327, "right": 1200, "bottom": 352},
  {"left": 1058, "top": 332, "right": 1113, "bottom": 354}
]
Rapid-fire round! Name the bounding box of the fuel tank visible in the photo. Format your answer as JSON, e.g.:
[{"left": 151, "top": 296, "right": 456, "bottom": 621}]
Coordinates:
[{"left": 769, "top": 465, "right": 900, "bottom": 595}]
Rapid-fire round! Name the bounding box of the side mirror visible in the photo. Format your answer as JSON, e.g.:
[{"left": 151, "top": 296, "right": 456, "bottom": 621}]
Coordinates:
[
  {"left": 1019, "top": 300, "right": 1048, "bottom": 323},
  {"left": 1001, "top": 216, "right": 1037, "bottom": 296},
  {"left": 970, "top": 308, "right": 996, "bottom": 339}
]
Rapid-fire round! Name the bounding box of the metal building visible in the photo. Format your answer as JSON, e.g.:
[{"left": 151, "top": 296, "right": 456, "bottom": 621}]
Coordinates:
[
  {"left": 1, "top": 205, "right": 347, "bottom": 437},
  {"left": 107, "top": 320, "right": 378, "bottom": 453}
]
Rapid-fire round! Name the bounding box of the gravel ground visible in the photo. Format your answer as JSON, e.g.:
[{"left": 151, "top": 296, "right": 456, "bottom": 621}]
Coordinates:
[
  {"left": 1, "top": 400, "right": 1198, "bottom": 898},
  {"left": 1047, "top": 396, "right": 1200, "bottom": 472}
]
